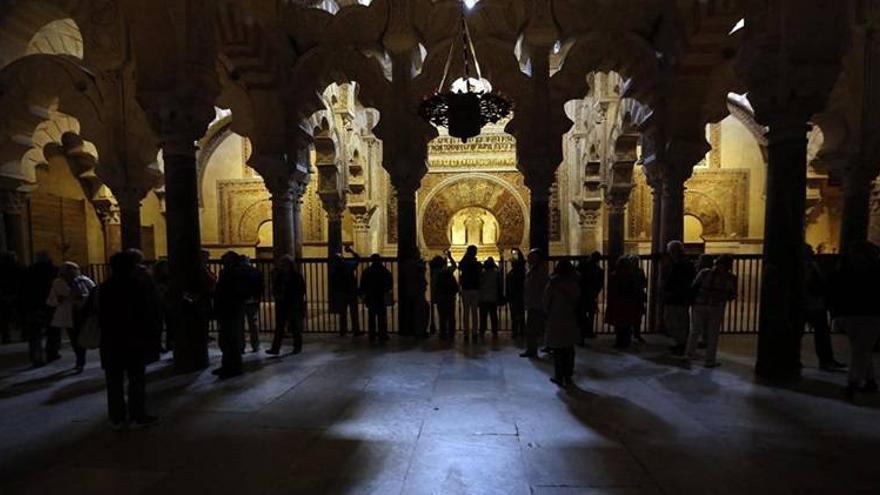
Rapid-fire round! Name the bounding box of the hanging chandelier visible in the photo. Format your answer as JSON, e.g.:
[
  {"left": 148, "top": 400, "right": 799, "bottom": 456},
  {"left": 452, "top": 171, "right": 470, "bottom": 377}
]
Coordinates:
[{"left": 418, "top": 0, "right": 512, "bottom": 143}]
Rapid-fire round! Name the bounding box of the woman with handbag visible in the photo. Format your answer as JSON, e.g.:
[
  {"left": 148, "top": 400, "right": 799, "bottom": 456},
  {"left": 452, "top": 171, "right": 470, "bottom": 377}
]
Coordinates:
[{"left": 47, "top": 262, "right": 95, "bottom": 372}]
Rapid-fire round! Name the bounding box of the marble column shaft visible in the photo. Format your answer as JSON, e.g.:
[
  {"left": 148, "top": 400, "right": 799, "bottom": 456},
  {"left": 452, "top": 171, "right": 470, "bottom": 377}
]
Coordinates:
[
  {"left": 840, "top": 180, "right": 872, "bottom": 252},
  {"left": 660, "top": 178, "right": 685, "bottom": 247},
  {"left": 755, "top": 123, "right": 809, "bottom": 381},
  {"left": 271, "top": 189, "right": 296, "bottom": 262},
  {"left": 0, "top": 191, "right": 28, "bottom": 262},
  {"left": 606, "top": 202, "right": 626, "bottom": 262},
  {"left": 529, "top": 186, "right": 551, "bottom": 255},
  {"left": 163, "top": 141, "right": 209, "bottom": 372}
]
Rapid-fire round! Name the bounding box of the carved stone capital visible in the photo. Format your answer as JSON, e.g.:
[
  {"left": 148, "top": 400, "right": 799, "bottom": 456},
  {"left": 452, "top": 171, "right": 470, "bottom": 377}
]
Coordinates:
[
  {"left": 146, "top": 100, "right": 217, "bottom": 157},
  {"left": 572, "top": 201, "right": 602, "bottom": 229},
  {"left": 94, "top": 200, "right": 121, "bottom": 226},
  {"left": 110, "top": 184, "right": 151, "bottom": 211},
  {"left": 249, "top": 154, "right": 295, "bottom": 199},
  {"left": 319, "top": 194, "right": 346, "bottom": 221},
  {"left": 604, "top": 189, "right": 631, "bottom": 212},
  {"left": 350, "top": 204, "right": 377, "bottom": 230}
]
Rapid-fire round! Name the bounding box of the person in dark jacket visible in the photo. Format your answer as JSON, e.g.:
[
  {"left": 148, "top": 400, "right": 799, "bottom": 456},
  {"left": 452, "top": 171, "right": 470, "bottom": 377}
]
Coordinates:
[
  {"left": 545, "top": 260, "right": 581, "bottom": 386},
  {"left": 359, "top": 254, "right": 393, "bottom": 342},
  {"left": 506, "top": 249, "right": 526, "bottom": 339},
  {"left": 803, "top": 244, "right": 845, "bottom": 371},
  {"left": 329, "top": 246, "right": 361, "bottom": 336},
  {"left": 576, "top": 252, "right": 604, "bottom": 344},
  {"left": 606, "top": 256, "right": 644, "bottom": 350},
  {"left": 478, "top": 257, "right": 502, "bottom": 339},
  {"left": 434, "top": 254, "right": 459, "bottom": 341},
  {"left": 267, "top": 256, "right": 307, "bottom": 355},
  {"left": 99, "top": 251, "right": 160, "bottom": 430},
  {"left": 457, "top": 246, "right": 482, "bottom": 341},
  {"left": 827, "top": 241, "right": 880, "bottom": 401},
  {"left": 20, "top": 251, "right": 58, "bottom": 366},
  {"left": 240, "top": 256, "right": 264, "bottom": 353},
  {"left": 660, "top": 241, "right": 696, "bottom": 355},
  {"left": 0, "top": 252, "right": 24, "bottom": 344},
  {"left": 212, "top": 252, "right": 248, "bottom": 378}
]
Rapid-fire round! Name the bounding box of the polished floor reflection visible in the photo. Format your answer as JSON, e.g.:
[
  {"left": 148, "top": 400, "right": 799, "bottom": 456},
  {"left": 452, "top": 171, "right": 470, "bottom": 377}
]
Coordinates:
[{"left": 1, "top": 335, "right": 878, "bottom": 495}]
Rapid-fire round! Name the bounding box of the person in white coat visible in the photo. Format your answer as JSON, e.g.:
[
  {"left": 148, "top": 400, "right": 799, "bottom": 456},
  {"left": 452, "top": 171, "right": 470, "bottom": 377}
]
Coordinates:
[{"left": 47, "top": 262, "right": 94, "bottom": 372}]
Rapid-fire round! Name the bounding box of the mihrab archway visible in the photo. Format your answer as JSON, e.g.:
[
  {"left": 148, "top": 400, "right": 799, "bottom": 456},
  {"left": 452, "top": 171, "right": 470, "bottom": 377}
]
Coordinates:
[
  {"left": 419, "top": 175, "right": 527, "bottom": 252},
  {"left": 684, "top": 190, "right": 725, "bottom": 239}
]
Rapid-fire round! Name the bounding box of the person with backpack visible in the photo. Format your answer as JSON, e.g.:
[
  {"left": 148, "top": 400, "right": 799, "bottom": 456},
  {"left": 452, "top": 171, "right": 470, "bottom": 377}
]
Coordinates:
[
  {"left": 686, "top": 254, "right": 737, "bottom": 368},
  {"left": 46, "top": 262, "right": 95, "bottom": 372}
]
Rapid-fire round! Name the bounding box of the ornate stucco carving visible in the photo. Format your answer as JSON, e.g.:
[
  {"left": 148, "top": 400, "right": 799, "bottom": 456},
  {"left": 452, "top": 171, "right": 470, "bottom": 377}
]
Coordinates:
[
  {"left": 217, "top": 178, "right": 270, "bottom": 245},
  {"left": 629, "top": 168, "right": 750, "bottom": 241},
  {"left": 419, "top": 174, "right": 528, "bottom": 250}
]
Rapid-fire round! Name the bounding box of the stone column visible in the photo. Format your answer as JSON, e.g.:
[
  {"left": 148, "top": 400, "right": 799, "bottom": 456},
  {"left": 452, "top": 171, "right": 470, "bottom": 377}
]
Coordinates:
[
  {"left": 651, "top": 189, "right": 663, "bottom": 252},
  {"left": 528, "top": 184, "right": 551, "bottom": 255},
  {"left": 269, "top": 184, "right": 296, "bottom": 262},
  {"left": 94, "top": 201, "right": 121, "bottom": 259},
  {"left": 163, "top": 136, "right": 210, "bottom": 372},
  {"left": 755, "top": 121, "right": 810, "bottom": 380},
  {"left": 574, "top": 204, "right": 601, "bottom": 254},
  {"left": 321, "top": 200, "right": 345, "bottom": 258},
  {"left": 251, "top": 154, "right": 301, "bottom": 263},
  {"left": 840, "top": 23, "right": 880, "bottom": 251},
  {"left": 394, "top": 182, "right": 418, "bottom": 261},
  {"left": 660, "top": 176, "right": 686, "bottom": 248},
  {"left": 293, "top": 181, "right": 306, "bottom": 259},
  {"left": 0, "top": 207, "right": 6, "bottom": 253},
  {"left": 0, "top": 190, "right": 28, "bottom": 260},
  {"left": 113, "top": 187, "right": 148, "bottom": 252},
  {"left": 605, "top": 194, "right": 628, "bottom": 262},
  {"left": 351, "top": 207, "right": 376, "bottom": 254},
  {"left": 392, "top": 176, "right": 421, "bottom": 337},
  {"left": 840, "top": 174, "right": 873, "bottom": 251},
  {"left": 643, "top": 162, "right": 664, "bottom": 332}
]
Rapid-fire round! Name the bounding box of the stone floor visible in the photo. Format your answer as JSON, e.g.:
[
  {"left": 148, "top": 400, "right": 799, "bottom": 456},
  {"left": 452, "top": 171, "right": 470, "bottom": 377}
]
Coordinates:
[{"left": 0, "top": 333, "right": 878, "bottom": 495}]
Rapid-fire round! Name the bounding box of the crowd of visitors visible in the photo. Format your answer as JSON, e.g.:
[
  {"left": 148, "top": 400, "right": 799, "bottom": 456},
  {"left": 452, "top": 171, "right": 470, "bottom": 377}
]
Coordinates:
[{"left": 1, "top": 238, "right": 878, "bottom": 429}]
